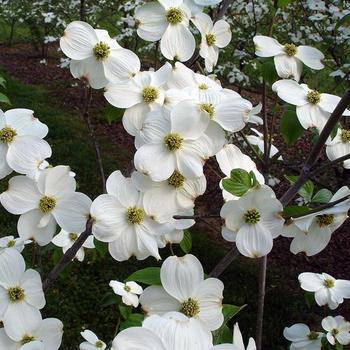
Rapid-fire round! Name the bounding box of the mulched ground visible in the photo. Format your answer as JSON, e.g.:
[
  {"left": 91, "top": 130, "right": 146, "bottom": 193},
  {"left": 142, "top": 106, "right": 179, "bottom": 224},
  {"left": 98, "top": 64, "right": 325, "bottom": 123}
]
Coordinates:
[{"left": 1, "top": 42, "right": 350, "bottom": 308}]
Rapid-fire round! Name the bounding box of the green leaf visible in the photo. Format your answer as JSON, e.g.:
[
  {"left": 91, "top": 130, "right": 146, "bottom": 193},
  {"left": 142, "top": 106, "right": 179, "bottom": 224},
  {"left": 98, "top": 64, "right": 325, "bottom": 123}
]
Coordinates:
[
  {"left": 280, "top": 109, "right": 304, "bottom": 145},
  {"left": 283, "top": 205, "right": 309, "bottom": 217},
  {"left": 222, "top": 169, "right": 256, "bottom": 197},
  {"left": 0, "top": 76, "right": 6, "bottom": 89},
  {"left": 101, "top": 292, "right": 121, "bottom": 306},
  {"left": 260, "top": 61, "right": 278, "bottom": 85},
  {"left": 126, "top": 267, "right": 161, "bottom": 285},
  {"left": 94, "top": 239, "right": 108, "bottom": 257},
  {"left": 120, "top": 313, "right": 144, "bottom": 330},
  {"left": 222, "top": 304, "right": 245, "bottom": 323},
  {"left": 336, "top": 13, "right": 350, "bottom": 29},
  {"left": 284, "top": 175, "right": 314, "bottom": 203},
  {"left": 335, "top": 342, "right": 344, "bottom": 350},
  {"left": 277, "top": 0, "right": 293, "bottom": 7},
  {"left": 0, "top": 93, "right": 10, "bottom": 105},
  {"left": 312, "top": 189, "right": 333, "bottom": 204},
  {"left": 104, "top": 105, "right": 124, "bottom": 124},
  {"left": 180, "top": 230, "right": 192, "bottom": 253},
  {"left": 119, "top": 304, "right": 132, "bottom": 320},
  {"left": 304, "top": 291, "right": 314, "bottom": 309}
]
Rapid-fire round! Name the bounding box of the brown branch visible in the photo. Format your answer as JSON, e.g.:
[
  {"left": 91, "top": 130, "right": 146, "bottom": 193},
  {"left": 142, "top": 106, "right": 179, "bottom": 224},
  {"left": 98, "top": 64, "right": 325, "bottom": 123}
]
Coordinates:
[
  {"left": 309, "top": 153, "right": 350, "bottom": 178},
  {"left": 173, "top": 214, "right": 221, "bottom": 220},
  {"left": 209, "top": 246, "right": 239, "bottom": 277},
  {"left": 43, "top": 220, "right": 93, "bottom": 291}
]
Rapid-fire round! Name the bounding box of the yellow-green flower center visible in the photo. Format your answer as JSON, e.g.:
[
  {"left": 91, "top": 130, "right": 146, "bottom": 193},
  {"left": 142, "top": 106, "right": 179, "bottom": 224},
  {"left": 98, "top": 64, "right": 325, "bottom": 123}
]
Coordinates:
[
  {"left": 316, "top": 214, "right": 334, "bottom": 227},
  {"left": 201, "top": 103, "right": 215, "bottom": 119},
  {"left": 21, "top": 335, "right": 35, "bottom": 345},
  {"left": 124, "top": 285, "right": 131, "bottom": 292},
  {"left": 308, "top": 331, "right": 319, "bottom": 340},
  {"left": 341, "top": 129, "right": 350, "bottom": 143},
  {"left": 164, "top": 133, "right": 183, "bottom": 151},
  {"left": 8, "top": 286, "right": 25, "bottom": 303},
  {"left": 244, "top": 208, "right": 261, "bottom": 224},
  {"left": 39, "top": 196, "right": 56, "bottom": 213},
  {"left": 126, "top": 207, "right": 144, "bottom": 225},
  {"left": 96, "top": 340, "right": 104, "bottom": 348},
  {"left": 168, "top": 171, "right": 185, "bottom": 188},
  {"left": 93, "top": 41, "right": 110, "bottom": 61},
  {"left": 179, "top": 297, "right": 200, "bottom": 317},
  {"left": 307, "top": 90, "right": 321, "bottom": 105},
  {"left": 142, "top": 86, "right": 158, "bottom": 103},
  {"left": 332, "top": 328, "right": 339, "bottom": 336},
  {"left": 198, "top": 83, "right": 208, "bottom": 90},
  {"left": 166, "top": 7, "right": 184, "bottom": 25},
  {"left": 7, "top": 240, "right": 15, "bottom": 247},
  {"left": 206, "top": 33, "right": 216, "bottom": 46},
  {"left": 0, "top": 127, "right": 17, "bottom": 143},
  {"left": 284, "top": 43, "right": 297, "bottom": 56},
  {"left": 69, "top": 232, "right": 78, "bottom": 241},
  {"left": 324, "top": 278, "right": 335, "bottom": 288}
]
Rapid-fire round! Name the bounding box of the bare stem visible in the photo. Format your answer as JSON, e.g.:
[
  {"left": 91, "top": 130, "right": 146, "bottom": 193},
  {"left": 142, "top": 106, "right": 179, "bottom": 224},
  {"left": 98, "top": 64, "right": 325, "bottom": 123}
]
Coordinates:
[
  {"left": 209, "top": 246, "right": 239, "bottom": 278},
  {"left": 256, "top": 255, "right": 267, "bottom": 349}
]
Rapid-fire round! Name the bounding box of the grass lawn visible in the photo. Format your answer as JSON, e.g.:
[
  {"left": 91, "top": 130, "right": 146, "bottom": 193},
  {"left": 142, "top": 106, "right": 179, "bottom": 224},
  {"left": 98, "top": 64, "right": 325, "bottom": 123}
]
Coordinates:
[{"left": 0, "top": 70, "right": 317, "bottom": 349}]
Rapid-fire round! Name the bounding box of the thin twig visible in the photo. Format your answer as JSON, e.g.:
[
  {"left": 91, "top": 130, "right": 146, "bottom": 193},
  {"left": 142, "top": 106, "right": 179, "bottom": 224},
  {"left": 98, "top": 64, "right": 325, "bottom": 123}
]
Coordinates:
[
  {"left": 309, "top": 153, "right": 350, "bottom": 178},
  {"left": 173, "top": 214, "right": 221, "bottom": 220},
  {"left": 209, "top": 246, "right": 240, "bottom": 277}
]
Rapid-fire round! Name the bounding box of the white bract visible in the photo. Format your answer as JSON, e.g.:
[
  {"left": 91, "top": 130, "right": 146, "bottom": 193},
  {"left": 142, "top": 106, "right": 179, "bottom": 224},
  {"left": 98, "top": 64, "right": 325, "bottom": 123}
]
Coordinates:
[
  {"left": 80, "top": 330, "right": 106, "bottom": 350},
  {"left": 140, "top": 254, "right": 224, "bottom": 331},
  {"left": 216, "top": 144, "right": 264, "bottom": 201},
  {"left": 60, "top": 21, "right": 140, "bottom": 88},
  {"left": 52, "top": 229, "right": 95, "bottom": 262},
  {"left": 282, "top": 187, "right": 350, "bottom": 256},
  {"left": 272, "top": 79, "right": 350, "bottom": 133},
  {"left": 322, "top": 316, "right": 350, "bottom": 346},
  {"left": 135, "top": 0, "right": 195, "bottom": 61},
  {"left": 192, "top": 13, "right": 231, "bottom": 72},
  {"left": 212, "top": 323, "right": 256, "bottom": 350},
  {"left": 326, "top": 128, "right": 350, "bottom": 169},
  {"left": 0, "top": 108, "right": 51, "bottom": 180},
  {"left": 91, "top": 170, "right": 174, "bottom": 261},
  {"left": 0, "top": 166, "right": 92, "bottom": 246},
  {"left": 109, "top": 280, "right": 143, "bottom": 307},
  {"left": 253, "top": 35, "right": 324, "bottom": 81},
  {"left": 283, "top": 323, "right": 323, "bottom": 350},
  {"left": 220, "top": 185, "right": 284, "bottom": 258},
  {"left": 0, "top": 249, "right": 45, "bottom": 336},
  {"left": 0, "top": 236, "right": 30, "bottom": 253},
  {"left": 299, "top": 272, "right": 350, "bottom": 310}
]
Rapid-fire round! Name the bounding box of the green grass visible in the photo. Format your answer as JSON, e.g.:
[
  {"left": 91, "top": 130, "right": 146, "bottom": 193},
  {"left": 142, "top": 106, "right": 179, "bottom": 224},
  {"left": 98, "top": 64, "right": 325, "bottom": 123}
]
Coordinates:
[{"left": 0, "top": 70, "right": 317, "bottom": 349}]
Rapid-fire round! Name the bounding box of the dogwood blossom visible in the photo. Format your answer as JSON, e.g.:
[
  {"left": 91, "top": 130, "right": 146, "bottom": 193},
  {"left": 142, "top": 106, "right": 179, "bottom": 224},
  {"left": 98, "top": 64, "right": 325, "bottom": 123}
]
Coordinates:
[
  {"left": 322, "top": 316, "right": 350, "bottom": 345},
  {"left": 283, "top": 323, "right": 324, "bottom": 350},
  {"left": 80, "top": 330, "right": 106, "bottom": 350},
  {"left": 0, "top": 236, "right": 29, "bottom": 253},
  {"left": 212, "top": 323, "right": 256, "bottom": 350},
  {"left": 109, "top": 280, "right": 143, "bottom": 307},
  {"left": 0, "top": 166, "right": 92, "bottom": 246},
  {"left": 135, "top": 0, "right": 195, "bottom": 61},
  {"left": 254, "top": 35, "right": 324, "bottom": 81},
  {"left": 140, "top": 254, "right": 224, "bottom": 331},
  {"left": 0, "top": 108, "right": 51, "bottom": 180},
  {"left": 282, "top": 186, "right": 350, "bottom": 256},
  {"left": 192, "top": 13, "right": 231, "bottom": 72},
  {"left": 220, "top": 185, "right": 284, "bottom": 258},
  {"left": 60, "top": 21, "right": 140, "bottom": 87},
  {"left": 299, "top": 272, "right": 350, "bottom": 310},
  {"left": 52, "top": 229, "right": 95, "bottom": 262},
  {"left": 272, "top": 80, "right": 350, "bottom": 132},
  {"left": 91, "top": 170, "right": 174, "bottom": 261},
  {"left": 326, "top": 128, "right": 350, "bottom": 169}
]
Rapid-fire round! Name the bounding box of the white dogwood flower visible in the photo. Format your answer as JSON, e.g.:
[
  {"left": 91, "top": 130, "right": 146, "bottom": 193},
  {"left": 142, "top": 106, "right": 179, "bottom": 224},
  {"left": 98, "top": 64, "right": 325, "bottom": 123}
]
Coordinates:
[
  {"left": 220, "top": 185, "right": 284, "bottom": 258},
  {"left": 0, "top": 249, "right": 45, "bottom": 336},
  {"left": 0, "top": 311, "right": 63, "bottom": 350},
  {"left": 192, "top": 13, "right": 231, "bottom": 72},
  {"left": 109, "top": 280, "right": 143, "bottom": 307},
  {"left": 0, "top": 236, "right": 30, "bottom": 253},
  {"left": 134, "top": 103, "right": 216, "bottom": 181},
  {"left": 283, "top": 323, "right": 324, "bottom": 350},
  {"left": 80, "top": 330, "right": 106, "bottom": 350},
  {"left": 272, "top": 80, "right": 350, "bottom": 133},
  {"left": 0, "top": 166, "right": 92, "bottom": 246},
  {"left": 299, "top": 272, "right": 350, "bottom": 310},
  {"left": 282, "top": 186, "right": 350, "bottom": 256},
  {"left": 140, "top": 254, "right": 224, "bottom": 331},
  {"left": 212, "top": 323, "right": 256, "bottom": 350},
  {"left": 60, "top": 21, "right": 140, "bottom": 87},
  {"left": 52, "top": 229, "right": 95, "bottom": 262},
  {"left": 135, "top": 0, "right": 195, "bottom": 61},
  {"left": 322, "top": 316, "right": 350, "bottom": 346},
  {"left": 216, "top": 144, "right": 264, "bottom": 201},
  {"left": 253, "top": 35, "right": 324, "bottom": 81},
  {"left": 326, "top": 128, "right": 350, "bottom": 169},
  {"left": 105, "top": 63, "right": 172, "bottom": 137},
  {"left": 91, "top": 170, "right": 174, "bottom": 261},
  {"left": 0, "top": 108, "right": 51, "bottom": 180}
]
